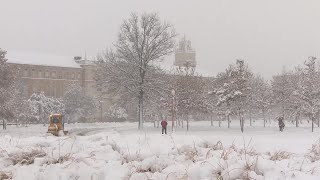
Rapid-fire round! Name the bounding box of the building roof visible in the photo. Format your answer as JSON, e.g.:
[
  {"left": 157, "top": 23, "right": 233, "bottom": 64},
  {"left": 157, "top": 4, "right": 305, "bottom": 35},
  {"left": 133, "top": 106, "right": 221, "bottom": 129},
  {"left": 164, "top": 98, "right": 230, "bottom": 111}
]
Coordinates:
[{"left": 6, "top": 50, "right": 81, "bottom": 68}]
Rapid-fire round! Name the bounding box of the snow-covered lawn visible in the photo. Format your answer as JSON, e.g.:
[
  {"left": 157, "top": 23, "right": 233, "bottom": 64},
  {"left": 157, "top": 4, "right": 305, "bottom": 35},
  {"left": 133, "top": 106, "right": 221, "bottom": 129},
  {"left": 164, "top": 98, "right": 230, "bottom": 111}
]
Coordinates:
[{"left": 1, "top": 120, "right": 320, "bottom": 180}]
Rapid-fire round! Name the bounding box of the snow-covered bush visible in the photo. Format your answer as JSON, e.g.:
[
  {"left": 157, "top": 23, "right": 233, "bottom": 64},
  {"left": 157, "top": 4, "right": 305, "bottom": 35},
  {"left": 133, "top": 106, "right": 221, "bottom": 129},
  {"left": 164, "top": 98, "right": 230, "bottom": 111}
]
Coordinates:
[
  {"left": 27, "top": 92, "right": 65, "bottom": 124},
  {"left": 307, "top": 141, "right": 320, "bottom": 162},
  {"left": 121, "top": 152, "right": 143, "bottom": 164},
  {"left": 0, "top": 171, "right": 12, "bottom": 180},
  {"left": 105, "top": 105, "right": 128, "bottom": 122},
  {"left": 8, "top": 149, "right": 46, "bottom": 165},
  {"left": 199, "top": 141, "right": 224, "bottom": 150},
  {"left": 62, "top": 84, "right": 96, "bottom": 123},
  {"left": 267, "top": 150, "right": 291, "bottom": 161},
  {"left": 177, "top": 144, "right": 199, "bottom": 162},
  {"left": 134, "top": 156, "right": 174, "bottom": 174}
]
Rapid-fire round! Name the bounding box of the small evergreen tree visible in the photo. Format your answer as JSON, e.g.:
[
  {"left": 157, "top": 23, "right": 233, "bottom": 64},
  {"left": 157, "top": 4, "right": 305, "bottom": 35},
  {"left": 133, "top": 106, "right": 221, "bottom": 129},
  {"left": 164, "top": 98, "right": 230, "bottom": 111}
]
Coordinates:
[
  {"left": 215, "top": 60, "right": 252, "bottom": 132},
  {"left": 293, "top": 57, "right": 320, "bottom": 132}
]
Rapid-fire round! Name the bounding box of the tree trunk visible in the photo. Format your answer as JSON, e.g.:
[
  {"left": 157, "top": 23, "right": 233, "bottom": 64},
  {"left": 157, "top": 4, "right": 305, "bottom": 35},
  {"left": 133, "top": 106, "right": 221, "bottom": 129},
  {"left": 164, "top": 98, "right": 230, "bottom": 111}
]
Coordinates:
[
  {"left": 239, "top": 108, "right": 242, "bottom": 127},
  {"left": 263, "top": 109, "right": 266, "bottom": 127},
  {"left": 219, "top": 116, "right": 221, "bottom": 127},
  {"left": 3, "top": 119, "right": 5, "bottom": 130},
  {"left": 269, "top": 113, "right": 271, "bottom": 124},
  {"left": 182, "top": 119, "right": 184, "bottom": 128},
  {"left": 171, "top": 97, "right": 174, "bottom": 132},
  {"left": 282, "top": 105, "right": 285, "bottom": 120},
  {"left": 241, "top": 117, "right": 244, "bottom": 133},
  {"left": 154, "top": 121, "right": 156, "bottom": 128},
  {"left": 227, "top": 114, "right": 230, "bottom": 128},
  {"left": 312, "top": 116, "right": 314, "bottom": 132},
  {"left": 210, "top": 115, "right": 213, "bottom": 126},
  {"left": 249, "top": 110, "right": 252, "bottom": 126},
  {"left": 187, "top": 115, "right": 189, "bottom": 131},
  {"left": 318, "top": 111, "right": 320, "bottom": 127},
  {"left": 239, "top": 108, "right": 244, "bottom": 133},
  {"left": 295, "top": 111, "right": 299, "bottom": 127},
  {"left": 138, "top": 94, "right": 143, "bottom": 130}
]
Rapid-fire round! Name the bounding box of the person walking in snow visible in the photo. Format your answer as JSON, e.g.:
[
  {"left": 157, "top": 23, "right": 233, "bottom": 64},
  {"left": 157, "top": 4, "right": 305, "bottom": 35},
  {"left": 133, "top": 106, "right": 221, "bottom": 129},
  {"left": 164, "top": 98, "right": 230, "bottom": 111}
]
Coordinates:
[
  {"left": 161, "top": 119, "right": 168, "bottom": 134},
  {"left": 278, "top": 116, "right": 285, "bottom": 132}
]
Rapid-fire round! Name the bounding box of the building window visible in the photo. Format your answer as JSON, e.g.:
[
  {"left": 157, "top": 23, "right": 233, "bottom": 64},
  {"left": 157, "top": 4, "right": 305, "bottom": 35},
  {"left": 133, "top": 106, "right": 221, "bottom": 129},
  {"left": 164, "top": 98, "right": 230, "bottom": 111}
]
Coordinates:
[
  {"left": 32, "top": 69, "right": 37, "bottom": 78},
  {"left": 28, "top": 69, "right": 32, "bottom": 77},
  {"left": 32, "top": 85, "right": 37, "bottom": 93},
  {"left": 45, "top": 71, "right": 49, "bottom": 78},
  {"left": 46, "top": 85, "right": 50, "bottom": 96},
  {"left": 71, "top": 73, "right": 75, "bottom": 80},
  {"left": 53, "top": 87, "right": 56, "bottom": 97},
  {"left": 58, "top": 71, "right": 62, "bottom": 79},
  {"left": 52, "top": 71, "right": 56, "bottom": 78},
  {"left": 39, "top": 71, "right": 42, "bottom": 78},
  {"left": 19, "top": 69, "right": 23, "bottom": 76},
  {"left": 24, "top": 69, "right": 28, "bottom": 77},
  {"left": 49, "top": 83, "right": 56, "bottom": 97},
  {"left": 64, "top": 72, "right": 68, "bottom": 79},
  {"left": 77, "top": 73, "right": 81, "bottom": 80}
]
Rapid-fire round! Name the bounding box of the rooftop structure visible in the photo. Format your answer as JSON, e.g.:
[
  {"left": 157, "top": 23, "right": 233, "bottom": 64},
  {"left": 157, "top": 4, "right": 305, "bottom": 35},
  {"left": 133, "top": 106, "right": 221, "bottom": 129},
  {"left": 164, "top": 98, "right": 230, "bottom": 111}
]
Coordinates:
[
  {"left": 174, "top": 37, "right": 196, "bottom": 68},
  {"left": 6, "top": 50, "right": 81, "bottom": 68}
]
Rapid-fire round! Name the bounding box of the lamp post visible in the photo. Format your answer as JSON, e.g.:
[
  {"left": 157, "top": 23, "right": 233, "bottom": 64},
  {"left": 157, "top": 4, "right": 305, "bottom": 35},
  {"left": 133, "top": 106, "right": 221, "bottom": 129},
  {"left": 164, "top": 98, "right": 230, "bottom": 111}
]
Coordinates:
[{"left": 171, "top": 89, "right": 175, "bottom": 133}]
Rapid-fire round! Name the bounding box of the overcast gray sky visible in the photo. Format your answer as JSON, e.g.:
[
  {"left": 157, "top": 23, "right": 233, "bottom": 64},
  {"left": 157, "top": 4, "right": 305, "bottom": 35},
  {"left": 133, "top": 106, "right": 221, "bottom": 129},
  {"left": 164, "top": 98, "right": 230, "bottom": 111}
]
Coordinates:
[{"left": 1, "top": 0, "right": 320, "bottom": 78}]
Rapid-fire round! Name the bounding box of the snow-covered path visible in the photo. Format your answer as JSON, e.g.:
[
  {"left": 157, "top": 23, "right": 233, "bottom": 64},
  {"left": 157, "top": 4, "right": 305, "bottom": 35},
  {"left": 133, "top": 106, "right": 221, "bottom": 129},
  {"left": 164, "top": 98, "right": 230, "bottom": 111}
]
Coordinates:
[{"left": 1, "top": 121, "right": 320, "bottom": 180}]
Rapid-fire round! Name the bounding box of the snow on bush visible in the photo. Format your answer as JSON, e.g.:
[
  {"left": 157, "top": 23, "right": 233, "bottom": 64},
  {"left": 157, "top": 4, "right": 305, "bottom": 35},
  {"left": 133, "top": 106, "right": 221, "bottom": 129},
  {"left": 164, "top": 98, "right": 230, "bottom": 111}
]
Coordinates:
[
  {"left": 0, "top": 171, "right": 12, "bottom": 180},
  {"left": 8, "top": 149, "right": 46, "bottom": 165},
  {"left": 307, "top": 140, "right": 320, "bottom": 162},
  {"left": 267, "top": 150, "right": 291, "bottom": 161}
]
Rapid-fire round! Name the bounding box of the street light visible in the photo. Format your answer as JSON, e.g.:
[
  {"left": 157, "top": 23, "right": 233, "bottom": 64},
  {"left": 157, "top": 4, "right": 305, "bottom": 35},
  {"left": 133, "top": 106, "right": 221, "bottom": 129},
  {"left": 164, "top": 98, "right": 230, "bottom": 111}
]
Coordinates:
[{"left": 171, "top": 89, "right": 175, "bottom": 133}]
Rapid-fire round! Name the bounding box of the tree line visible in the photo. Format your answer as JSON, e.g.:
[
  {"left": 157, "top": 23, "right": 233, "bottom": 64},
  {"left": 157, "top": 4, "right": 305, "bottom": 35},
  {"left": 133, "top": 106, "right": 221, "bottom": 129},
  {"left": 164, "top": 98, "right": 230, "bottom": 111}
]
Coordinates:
[{"left": 95, "top": 13, "right": 320, "bottom": 132}]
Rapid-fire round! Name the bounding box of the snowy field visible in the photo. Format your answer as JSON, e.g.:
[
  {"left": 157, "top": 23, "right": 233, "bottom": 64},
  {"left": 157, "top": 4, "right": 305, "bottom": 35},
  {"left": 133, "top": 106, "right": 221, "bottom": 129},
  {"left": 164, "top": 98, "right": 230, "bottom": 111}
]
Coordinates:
[{"left": 1, "top": 120, "right": 320, "bottom": 180}]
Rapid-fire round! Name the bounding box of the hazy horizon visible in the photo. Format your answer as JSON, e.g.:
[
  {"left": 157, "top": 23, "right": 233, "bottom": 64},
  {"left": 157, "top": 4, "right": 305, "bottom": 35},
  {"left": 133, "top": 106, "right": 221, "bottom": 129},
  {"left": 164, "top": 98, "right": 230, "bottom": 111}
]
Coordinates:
[{"left": 1, "top": 0, "right": 320, "bottom": 79}]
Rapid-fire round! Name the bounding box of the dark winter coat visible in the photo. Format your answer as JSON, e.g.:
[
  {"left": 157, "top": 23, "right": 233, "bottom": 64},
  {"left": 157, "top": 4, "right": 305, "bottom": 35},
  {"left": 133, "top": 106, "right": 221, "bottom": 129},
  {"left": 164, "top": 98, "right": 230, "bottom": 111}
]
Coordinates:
[
  {"left": 278, "top": 117, "right": 285, "bottom": 128},
  {"left": 161, "top": 120, "right": 168, "bottom": 128}
]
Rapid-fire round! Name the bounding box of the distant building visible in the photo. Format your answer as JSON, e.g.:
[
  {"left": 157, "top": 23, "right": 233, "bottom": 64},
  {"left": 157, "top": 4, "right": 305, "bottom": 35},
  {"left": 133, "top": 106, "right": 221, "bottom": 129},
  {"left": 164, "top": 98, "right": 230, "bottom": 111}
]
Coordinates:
[
  {"left": 6, "top": 50, "right": 98, "bottom": 98},
  {"left": 174, "top": 37, "right": 196, "bottom": 68}
]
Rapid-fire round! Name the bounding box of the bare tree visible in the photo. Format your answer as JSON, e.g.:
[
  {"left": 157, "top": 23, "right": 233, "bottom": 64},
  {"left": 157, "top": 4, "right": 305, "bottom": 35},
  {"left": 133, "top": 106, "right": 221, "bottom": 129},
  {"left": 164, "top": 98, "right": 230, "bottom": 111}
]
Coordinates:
[{"left": 97, "top": 13, "right": 176, "bottom": 129}]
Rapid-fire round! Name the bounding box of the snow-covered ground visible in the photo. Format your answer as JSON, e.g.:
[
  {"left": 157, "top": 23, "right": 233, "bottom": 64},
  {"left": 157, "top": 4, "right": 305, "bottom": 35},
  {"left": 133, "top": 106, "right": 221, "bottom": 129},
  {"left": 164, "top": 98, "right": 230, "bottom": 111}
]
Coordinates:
[{"left": 1, "top": 120, "right": 320, "bottom": 180}]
